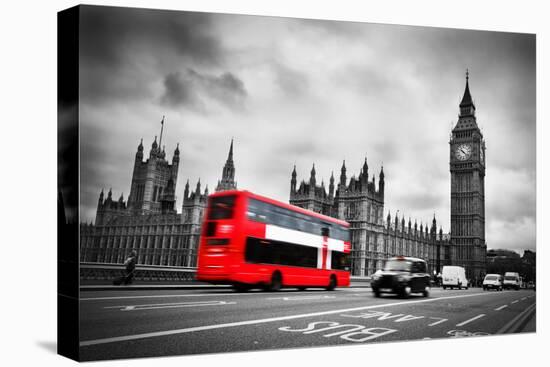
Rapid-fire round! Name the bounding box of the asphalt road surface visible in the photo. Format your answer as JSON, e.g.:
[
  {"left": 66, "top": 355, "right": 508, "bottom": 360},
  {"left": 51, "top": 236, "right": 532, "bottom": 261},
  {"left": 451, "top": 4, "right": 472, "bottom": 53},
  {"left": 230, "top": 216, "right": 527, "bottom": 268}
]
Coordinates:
[{"left": 78, "top": 287, "right": 536, "bottom": 361}]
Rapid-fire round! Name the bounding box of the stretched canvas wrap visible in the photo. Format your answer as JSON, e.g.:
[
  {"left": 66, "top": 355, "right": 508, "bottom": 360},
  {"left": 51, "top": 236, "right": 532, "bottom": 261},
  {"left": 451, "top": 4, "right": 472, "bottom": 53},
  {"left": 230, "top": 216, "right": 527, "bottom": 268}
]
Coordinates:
[{"left": 58, "top": 5, "right": 536, "bottom": 362}]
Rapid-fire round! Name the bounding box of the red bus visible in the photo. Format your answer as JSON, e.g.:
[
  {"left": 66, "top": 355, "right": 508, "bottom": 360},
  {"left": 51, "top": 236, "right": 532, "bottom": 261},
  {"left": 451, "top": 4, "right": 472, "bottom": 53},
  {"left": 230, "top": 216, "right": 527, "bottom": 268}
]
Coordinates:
[{"left": 196, "top": 190, "right": 351, "bottom": 291}]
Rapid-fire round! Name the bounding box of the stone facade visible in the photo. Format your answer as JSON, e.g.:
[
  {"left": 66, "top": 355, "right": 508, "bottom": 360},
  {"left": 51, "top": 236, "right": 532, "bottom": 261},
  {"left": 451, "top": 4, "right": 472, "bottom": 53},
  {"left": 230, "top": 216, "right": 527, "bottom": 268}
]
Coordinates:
[
  {"left": 289, "top": 160, "right": 449, "bottom": 276},
  {"left": 80, "top": 129, "right": 236, "bottom": 267}
]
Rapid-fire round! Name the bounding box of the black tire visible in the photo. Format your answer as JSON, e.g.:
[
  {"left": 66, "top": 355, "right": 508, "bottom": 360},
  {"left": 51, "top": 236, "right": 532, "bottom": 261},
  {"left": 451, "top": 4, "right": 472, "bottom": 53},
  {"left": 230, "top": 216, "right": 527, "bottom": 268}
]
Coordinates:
[
  {"left": 268, "top": 272, "right": 282, "bottom": 291},
  {"left": 297, "top": 287, "right": 307, "bottom": 291},
  {"left": 233, "top": 284, "right": 250, "bottom": 292},
  {"left": 373, "top": 290, "right": 381, "bottom": 298},
  {"left": 326, "top": 275, "right": 337, "bottom": 291},
  {"left": 422, "top": 286, "right": 430, "bottom": 297},
  {"left": 400, "top": 285, "right": 411, "bottom": 299}
]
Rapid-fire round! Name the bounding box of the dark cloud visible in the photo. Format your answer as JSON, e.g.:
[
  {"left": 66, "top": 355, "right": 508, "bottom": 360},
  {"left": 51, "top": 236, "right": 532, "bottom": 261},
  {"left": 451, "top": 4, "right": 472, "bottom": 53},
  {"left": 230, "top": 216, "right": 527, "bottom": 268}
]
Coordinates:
[
  {"left": 80, "top": 6, "right": 223, "bottom": 68},
  {"left": 160, "top": 69, "right": 247, "bottom": 111},
  {"left": 79, "top": 5, "right": 225, "bottom": 105}
]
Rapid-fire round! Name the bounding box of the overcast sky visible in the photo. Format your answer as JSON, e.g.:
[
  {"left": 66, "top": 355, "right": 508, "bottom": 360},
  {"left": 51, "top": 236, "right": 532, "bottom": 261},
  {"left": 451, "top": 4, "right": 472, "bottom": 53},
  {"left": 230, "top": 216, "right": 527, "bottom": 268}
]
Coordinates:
[{"left": 77, "top": 5, "right": 536, "bottom": 254}]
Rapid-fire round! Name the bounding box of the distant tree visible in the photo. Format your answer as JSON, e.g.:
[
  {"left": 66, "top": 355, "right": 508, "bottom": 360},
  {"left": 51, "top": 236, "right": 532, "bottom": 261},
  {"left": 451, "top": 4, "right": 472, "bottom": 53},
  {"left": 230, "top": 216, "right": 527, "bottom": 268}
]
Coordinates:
[
  {"left": 486, "top": 249, "right": 522, "bottom": 275},
  {"left": 521, "top": 250, "right": 536, "bottom": 282}
]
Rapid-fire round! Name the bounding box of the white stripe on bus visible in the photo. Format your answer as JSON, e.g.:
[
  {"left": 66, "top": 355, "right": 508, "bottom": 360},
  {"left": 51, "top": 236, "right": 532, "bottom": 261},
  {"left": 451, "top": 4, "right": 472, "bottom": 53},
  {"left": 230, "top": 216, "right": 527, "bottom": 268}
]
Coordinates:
[{"left": 265, "top": 224, "right": 345, "bottom": 251}]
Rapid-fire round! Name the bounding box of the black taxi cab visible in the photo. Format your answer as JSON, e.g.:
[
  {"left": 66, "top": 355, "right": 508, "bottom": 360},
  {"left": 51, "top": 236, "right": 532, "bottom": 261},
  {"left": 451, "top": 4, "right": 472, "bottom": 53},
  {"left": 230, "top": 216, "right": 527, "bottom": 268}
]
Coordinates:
[{"left": 370, "top": 256, "right": 430, "bottom": 298}]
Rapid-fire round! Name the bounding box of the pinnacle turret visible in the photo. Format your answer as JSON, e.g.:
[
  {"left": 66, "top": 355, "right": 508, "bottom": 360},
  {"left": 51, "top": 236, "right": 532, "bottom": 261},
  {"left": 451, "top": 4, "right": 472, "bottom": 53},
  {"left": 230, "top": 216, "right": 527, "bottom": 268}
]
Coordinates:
[{"left": 216, "top": 139, "right": 237, "bottom": 192}]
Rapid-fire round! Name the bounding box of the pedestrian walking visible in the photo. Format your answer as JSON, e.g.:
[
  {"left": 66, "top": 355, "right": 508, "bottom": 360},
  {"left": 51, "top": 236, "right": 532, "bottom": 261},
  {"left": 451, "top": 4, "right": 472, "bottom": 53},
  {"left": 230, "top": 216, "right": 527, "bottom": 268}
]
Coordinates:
[{"left": 123, "top": 250, "right": 137, "bottom": 285}]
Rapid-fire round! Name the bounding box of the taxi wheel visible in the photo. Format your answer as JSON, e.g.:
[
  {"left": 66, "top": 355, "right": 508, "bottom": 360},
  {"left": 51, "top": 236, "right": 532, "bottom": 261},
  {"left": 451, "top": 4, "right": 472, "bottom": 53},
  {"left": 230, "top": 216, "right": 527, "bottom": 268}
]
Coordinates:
[
  {"left": 373, "top": 289, "right": 381, "bottom": 298},
  {"left": 401, "top": 286, "right": 411, "bottom": 299},
  {"left": 423, "top": 286, "right": 430, "bottom": 297}
]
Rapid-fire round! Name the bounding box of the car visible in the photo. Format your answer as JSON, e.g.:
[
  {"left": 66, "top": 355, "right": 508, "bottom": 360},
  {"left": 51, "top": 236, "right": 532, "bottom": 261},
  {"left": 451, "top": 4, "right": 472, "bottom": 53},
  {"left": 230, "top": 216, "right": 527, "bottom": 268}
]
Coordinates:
[
  {"left": 503, "top": 272, "right": 521, "bottom": 290},
  {"left": 483, "top": 274, "right": 503, "bottom": 291},
  {"left": 370, "top": 256, "right": 430, "bottom": 298},
  {"left": 441, "top": 265, "right": 468, "bottom": 290}
]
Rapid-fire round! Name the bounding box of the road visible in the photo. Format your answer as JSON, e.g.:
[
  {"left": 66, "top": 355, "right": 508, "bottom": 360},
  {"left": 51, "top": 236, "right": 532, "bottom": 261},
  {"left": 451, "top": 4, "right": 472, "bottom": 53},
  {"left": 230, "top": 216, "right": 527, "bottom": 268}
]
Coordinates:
[{"left": 78, "top": 287, "right": 536, "bottom": 361}]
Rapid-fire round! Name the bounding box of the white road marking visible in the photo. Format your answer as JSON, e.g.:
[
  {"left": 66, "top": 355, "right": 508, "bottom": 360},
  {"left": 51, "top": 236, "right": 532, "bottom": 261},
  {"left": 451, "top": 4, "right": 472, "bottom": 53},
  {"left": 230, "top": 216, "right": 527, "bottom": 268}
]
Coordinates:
[
  {"left": 447, "top": 329, "right": 490, "bottom": 337},
  {"left": 278, "top": 321, "right": 397, "bottom": 342},
  {"left": 104, "top": 300, "right": 236, "bottom": 311},
  {"left": 495, "top": 305, "right": 508, "bottom": 311},
  {"left": 267, "top": 295, "right": 335, "bottom": 301},
  {"left": 80, "top": 288, "right": 358, "bottom": 301},
  {"left": 80, "top": 291, "right": 494, "bottom": 347},
  {"left": 456, "top": 314, "right": 485, "bottom": 327},
  {"left": 521, "top": 297, "right": 527, "bottom": 301},
  {"left": 427, "top": 317, "right": 448, "bottom": 326},
  {"left": 340, "top": 311, "right": 424, "bottom": 323},
  {"left": 511, "top": 300, "right": 519, "bottom": 304}
]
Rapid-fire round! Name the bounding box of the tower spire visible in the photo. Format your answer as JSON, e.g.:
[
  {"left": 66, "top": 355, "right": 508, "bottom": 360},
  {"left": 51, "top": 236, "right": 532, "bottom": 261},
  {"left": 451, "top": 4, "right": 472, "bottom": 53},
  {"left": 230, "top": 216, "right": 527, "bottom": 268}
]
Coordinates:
[
  {"left": 216, "top": 139, "right": 237, "bottom": 192},
  {"left": 158, "top": 115, "right": 165, "bottom": 149},
  {"left": 459, "top": 69, "right": 475, "bottom": 110},
  {"left": 228, "top": 137, "right": 234, "bottom": 161}
]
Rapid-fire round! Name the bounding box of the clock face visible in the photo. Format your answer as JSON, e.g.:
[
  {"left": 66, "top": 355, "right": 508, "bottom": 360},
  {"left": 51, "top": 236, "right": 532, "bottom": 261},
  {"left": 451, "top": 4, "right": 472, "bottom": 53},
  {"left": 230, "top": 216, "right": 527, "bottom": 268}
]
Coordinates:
[{"left": 455, "top": 144, "right": 472, "bottom": 161}]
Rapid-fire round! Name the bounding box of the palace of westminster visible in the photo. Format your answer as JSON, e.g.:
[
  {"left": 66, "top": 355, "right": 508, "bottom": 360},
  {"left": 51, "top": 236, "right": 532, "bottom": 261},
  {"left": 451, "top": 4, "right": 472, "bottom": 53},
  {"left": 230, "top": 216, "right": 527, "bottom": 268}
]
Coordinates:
[{"left": 80, "top": 74, "right": 487, "bottom": 280}]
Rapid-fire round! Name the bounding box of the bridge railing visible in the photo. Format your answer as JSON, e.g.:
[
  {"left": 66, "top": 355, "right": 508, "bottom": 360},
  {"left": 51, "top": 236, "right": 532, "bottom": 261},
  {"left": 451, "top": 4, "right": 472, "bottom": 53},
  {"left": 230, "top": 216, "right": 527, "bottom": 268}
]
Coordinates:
[
  {"left": 80, "top": 262, "right": 198, "bottom": 282},
  {"left": 80, "top": 262, "right": 373, "bottom": 284}
]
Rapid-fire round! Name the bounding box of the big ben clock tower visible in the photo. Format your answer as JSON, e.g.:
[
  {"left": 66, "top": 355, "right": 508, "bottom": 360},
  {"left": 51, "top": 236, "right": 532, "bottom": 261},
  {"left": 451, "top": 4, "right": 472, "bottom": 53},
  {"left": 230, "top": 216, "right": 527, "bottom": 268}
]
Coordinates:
[{"left": 450, "top": 70, "right": 486, "bottom": 281}]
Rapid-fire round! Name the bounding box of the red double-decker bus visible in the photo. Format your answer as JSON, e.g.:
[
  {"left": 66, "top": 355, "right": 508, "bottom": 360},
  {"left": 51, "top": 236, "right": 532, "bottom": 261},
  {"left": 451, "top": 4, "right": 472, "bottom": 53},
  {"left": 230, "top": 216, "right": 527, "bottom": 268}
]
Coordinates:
[{"left": 196, "top": 190, "right": 351, "bottom": 291}]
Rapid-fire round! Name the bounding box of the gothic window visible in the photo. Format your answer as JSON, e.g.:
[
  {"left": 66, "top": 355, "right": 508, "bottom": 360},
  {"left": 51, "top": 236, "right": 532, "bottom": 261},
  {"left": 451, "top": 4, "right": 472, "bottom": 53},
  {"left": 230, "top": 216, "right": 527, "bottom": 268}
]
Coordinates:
[{"left": 366, "top": 203, "right": 370, "bottom": 222}]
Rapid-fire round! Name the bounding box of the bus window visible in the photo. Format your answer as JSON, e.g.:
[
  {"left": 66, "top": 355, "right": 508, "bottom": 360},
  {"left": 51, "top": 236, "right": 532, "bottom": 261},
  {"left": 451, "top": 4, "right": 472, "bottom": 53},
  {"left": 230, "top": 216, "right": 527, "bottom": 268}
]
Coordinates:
[
  {"left": 208, "top": 195, "right": 236, "bottom": 220},
  {"left": 247, "top": 198, "right": 349, "bottom": 241},
  {"left": 245, "top": 237, "right": 317, "bottom": 268},
  {"left": 331, "top": 251, "right": 350, "bottom": 271}
]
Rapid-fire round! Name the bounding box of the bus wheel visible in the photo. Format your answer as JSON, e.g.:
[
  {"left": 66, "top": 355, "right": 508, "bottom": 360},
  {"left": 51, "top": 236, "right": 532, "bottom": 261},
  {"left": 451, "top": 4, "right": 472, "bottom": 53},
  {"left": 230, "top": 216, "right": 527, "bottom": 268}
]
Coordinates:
[
  {"left": 297, "top": 287, "right": 307, "bottom": 291},
  {"left": 268, "top": 272, "right": 282, "bottom": 291},
  {"left": 326, "top": 275, "right": 337, "bottom": 291},
  {"left": 233, "top": 284, "right": 250, "bottom": 292}
]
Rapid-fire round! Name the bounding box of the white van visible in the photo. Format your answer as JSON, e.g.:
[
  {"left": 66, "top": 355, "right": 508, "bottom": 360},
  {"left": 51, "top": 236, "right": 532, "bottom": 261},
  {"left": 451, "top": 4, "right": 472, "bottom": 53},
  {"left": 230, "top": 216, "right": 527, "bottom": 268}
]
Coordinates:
[
  {"left": 503, "top": 272, "right": 521, "bottom": 290},
  {"left": 483, "top": 274, "right": 503, "bottom": 291},
  {"left": 441, "top": 266, "right": 468, "bottom": 290}
]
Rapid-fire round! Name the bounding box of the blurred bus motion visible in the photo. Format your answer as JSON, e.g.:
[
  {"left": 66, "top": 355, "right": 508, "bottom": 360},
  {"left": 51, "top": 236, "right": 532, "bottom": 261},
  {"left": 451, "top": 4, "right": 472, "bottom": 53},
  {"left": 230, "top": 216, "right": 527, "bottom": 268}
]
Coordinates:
[{"left": 196, "top": 190, "right": 351, "bottom": 291}]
